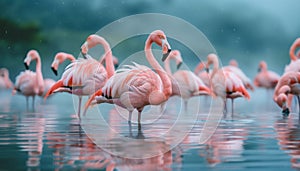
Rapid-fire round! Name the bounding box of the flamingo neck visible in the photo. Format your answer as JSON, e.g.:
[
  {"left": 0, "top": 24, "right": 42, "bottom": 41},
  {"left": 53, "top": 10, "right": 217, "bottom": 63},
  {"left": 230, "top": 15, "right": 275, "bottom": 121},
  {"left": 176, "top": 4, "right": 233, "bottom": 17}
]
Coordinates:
[
  {"left": 3, "top": 72, "right": 11, "bottom": 88},
  {"left": 34, "top": 55, "right": 44, "bottom": 94},
  {"left": 211, "top": 57, "right": 219, "bottom": 77},
  {"left": 290, "top": 40, "right": 300, "bottom": 61},
  {"left": 145, "top": 37, "right": 172, "bottom": 98},
  {"left": 194, "top": 63, "right": 203, "bottom": 75},
  {"left": 97, "top": 38, "right": 114, "bottom": 78},
  {"left": 164, "top": 57, "right": 172, "bottom": 75},
  {"left": 66, "top": 54, "right": 76, "bottom": 62}
]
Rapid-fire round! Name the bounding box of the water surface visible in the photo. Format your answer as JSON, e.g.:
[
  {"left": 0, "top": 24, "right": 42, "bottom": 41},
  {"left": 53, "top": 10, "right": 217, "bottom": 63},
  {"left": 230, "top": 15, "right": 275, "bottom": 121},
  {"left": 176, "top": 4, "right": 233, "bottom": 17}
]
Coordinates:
[{"left": 0, "top": 89, "right": 299, "bottom": 170}]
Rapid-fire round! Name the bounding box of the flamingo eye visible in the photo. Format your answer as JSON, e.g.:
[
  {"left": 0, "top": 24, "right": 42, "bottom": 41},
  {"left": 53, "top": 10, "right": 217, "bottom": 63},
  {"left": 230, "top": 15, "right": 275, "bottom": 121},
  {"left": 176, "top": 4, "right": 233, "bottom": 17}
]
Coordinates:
[{"left": 158, "top": 35, "right": 165, "bottom": 39}]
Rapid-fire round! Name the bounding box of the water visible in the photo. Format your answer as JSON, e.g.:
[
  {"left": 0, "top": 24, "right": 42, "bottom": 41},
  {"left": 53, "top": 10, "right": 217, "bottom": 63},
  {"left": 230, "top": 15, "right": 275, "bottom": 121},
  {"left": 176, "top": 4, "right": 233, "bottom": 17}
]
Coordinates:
[{"left": 0, "top": 89, "right": 300, "bottom": 170}]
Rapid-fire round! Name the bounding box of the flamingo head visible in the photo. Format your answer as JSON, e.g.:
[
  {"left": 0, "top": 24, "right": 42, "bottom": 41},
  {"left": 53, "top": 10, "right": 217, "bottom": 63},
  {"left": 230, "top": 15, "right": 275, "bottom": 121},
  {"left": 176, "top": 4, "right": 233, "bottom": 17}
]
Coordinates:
[
  {"left": 51, "top": 52, "right": 73, "bottom": 76},
  {"left": 229, "top": 59, "right": 238, "bottom": 67},
  {"left": 81, "top": 34, "right": 108, "bottom": 59},
  {"left": 275, "top": 93, "right": 289, "bottom": 116},
  {"left": 24, "top": 50, "right": 39, "bottom": 70},
  {"left": 258, "top": 61, "right": 267, "bottom": 72},
  {"left": 113, "top": 56, "right": 119, "bottom": 68},
  {"left": 149, "top": 30, "right": 172, "bottom": 61},
  {"left": 206, "top": 53, "right": 219, "bottom": 72},
  {"left": 168, "top": 50, "right": 183, "bottom": 69}
]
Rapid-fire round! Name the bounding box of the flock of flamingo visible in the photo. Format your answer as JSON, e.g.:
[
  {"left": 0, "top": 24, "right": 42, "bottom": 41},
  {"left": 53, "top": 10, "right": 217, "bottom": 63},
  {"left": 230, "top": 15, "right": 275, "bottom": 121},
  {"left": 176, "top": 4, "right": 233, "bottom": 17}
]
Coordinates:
[{"left": 1, "top": 30, "right": 300, "bottom": 124}]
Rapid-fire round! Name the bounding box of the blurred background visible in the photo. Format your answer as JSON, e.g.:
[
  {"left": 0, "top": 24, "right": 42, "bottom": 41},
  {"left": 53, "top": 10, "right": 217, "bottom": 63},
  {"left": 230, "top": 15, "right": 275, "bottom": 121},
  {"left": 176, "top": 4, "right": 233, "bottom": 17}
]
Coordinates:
[{"left": 1, "top": 0, "right": 299, "bottom": 81}]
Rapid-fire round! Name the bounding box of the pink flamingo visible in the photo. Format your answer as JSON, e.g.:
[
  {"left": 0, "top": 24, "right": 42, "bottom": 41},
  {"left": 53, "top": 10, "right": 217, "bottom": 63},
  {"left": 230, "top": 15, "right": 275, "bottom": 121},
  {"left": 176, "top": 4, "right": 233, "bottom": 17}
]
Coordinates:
[
  {"left": 205, "top": 53, "right": 250, "bottom": 115},
  {"left": 273, "top": 72, "right": 300, "bottom": 116},
  {"left": 44, "top": 34, "right": 115, "bottom": 118},
  {"left": 223, "top": 59, "right": 254, "bottom": 91},
  {"left": 84, "top": 30, "right": 172, "bottom": 125},
  {"left": 0, "top": 68, "right": 13, "bottom": 89},
  {"left": 164, "top": 50, "right": 211, "bottom": 110},
  {"left": 254, "top": 61, "right": 280, "bottom": 89},
  {"left": 13, "top": 50, "right": 45, "bottom": 108}
]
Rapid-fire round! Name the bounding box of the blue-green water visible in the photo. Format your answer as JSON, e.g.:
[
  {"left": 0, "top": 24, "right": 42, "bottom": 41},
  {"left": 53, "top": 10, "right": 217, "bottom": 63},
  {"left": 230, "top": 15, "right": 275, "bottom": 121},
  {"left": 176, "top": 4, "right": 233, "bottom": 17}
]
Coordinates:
[{"left": 0, "top": 89, "right": 299, "bottom": 170}]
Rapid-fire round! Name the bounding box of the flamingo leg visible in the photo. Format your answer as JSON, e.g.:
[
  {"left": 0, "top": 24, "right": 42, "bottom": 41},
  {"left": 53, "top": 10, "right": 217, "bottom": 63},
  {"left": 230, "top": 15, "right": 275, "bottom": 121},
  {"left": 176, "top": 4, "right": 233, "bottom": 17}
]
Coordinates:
[
  {"left": 137, "top": 107, "right": 144, "bottom": 127},
  {"left": 26, "top": 96, "right": 29, "bottom": 110},
  {"left": 128, "top": 110, "right": 133, "bottom": 123},
  {"left": 78, "top": 96, "right": 82, "bottom": 119},
  {"left": 223, "top": 99, "right": 227, "bottom": 114},
  {"left": 231, "top": 98, "right": 234, "bottom": 117},
  {"left": 184, "top": 100, "right": 188, "bottom": 112},
  {"left": 297, "top": 95, "right": 300, "bottom": 116},
  {"left": 32, "top": 96, "right": 35, "bottom": 110}
]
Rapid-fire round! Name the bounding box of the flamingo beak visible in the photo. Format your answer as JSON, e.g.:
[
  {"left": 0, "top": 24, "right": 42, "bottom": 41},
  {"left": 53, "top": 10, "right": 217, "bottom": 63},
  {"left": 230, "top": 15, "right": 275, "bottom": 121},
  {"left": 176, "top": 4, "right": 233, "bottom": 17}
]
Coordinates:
[
  {"left": 205, "top": 68, "right": 209, "bottom": 73},
  {"left": 51, "top": 67, "right": 58, "bottom": 76},
  {"left": 162, "top": 49, "right": 171, "bottom": 62},
  {"left": 282, "top": 108, "right": 290, "bottom": 116},
  {"left": 177, "top": 62, "right": 182, "bottom": 69},
  {"left": 161, "top": 39, "right": 171, "bottom": 62},
  {"left": 24, "top": 62, "right": 29, "bottom": 70},
  {"left": 257, "top": 67, "right": 261, "bottom": 72},
  {"left": 81, "top": 51, "right": 88, "bottom": 59},
  {"left": 114, "top": 63, "right": 119, "bottom": 68}
]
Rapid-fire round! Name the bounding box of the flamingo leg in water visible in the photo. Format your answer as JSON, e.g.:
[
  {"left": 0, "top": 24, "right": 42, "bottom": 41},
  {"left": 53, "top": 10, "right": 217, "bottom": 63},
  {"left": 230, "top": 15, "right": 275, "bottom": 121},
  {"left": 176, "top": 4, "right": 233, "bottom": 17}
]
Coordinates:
[
  {"left": 78, "top": 96, "right": 82, "bottom": 118},
  {"left": 231, "top": 98, "right": 234, "bottom": 117},
  {"left": 128, "top": 110, "right": 133, "bottom": 123},
  {"left": 223, "top": 99, "right": 227, "bottom": 115},
  {"left": 32, "top": 96, "right": 35, "bottom": 110},
  {"left": 297, "top": 95, "right": 300, "bottom": 116},
  {"left": 184, "top": 100, "right": 188, "bottom": 112},
  {"left": 26, "top": 96, "right": 29, "bottom": 110},
  {"left": 137, "top": 107, "right": 144, "bottom": 127}
]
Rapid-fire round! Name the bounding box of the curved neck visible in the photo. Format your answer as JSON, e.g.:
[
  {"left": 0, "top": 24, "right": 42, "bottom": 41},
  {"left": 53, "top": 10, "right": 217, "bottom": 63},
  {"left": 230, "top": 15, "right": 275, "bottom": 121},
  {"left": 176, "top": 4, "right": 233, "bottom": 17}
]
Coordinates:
[
  {"left": 145, "top": 37, "right": 171, "bottom": 97},
  {"left": 95, "top": 38, "right": 114, "bottom": 78},
  {"left": 194, "top": 62, "right": 204, "bottom": 74},
  {"left": 66, "top": 54, "right": 76, "bottom": 62},
  {"left": 34, "top": 54, "right": 44, "bottom": 93},
  {"left": 290, "top": 40, "right": 300, "bottom": 61},
  {"left": 164, "top": 57, "right": 172, "bottom": 75},
  {"left": 210, "top": 57, "right": 219, "bottom": 77}
]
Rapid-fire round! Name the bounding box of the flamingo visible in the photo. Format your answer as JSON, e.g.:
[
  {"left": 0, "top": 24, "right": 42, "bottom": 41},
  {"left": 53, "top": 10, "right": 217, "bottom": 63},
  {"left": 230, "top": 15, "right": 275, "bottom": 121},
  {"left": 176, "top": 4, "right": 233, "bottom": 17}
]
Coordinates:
[
  {"left": 44, "top": 34, "right": 115, "bottom": 118},
  {"left": 205, "top": 53, "right": 250, "bottom": 115},
  {"left": 13, "top": 50, "right": 45, "bottom": 108},
  {"left": 0, "top": 68, "right": 13, "bottom": 89},
  {"left": 164, "top": 50, "right": 211, "bottom": 110},
  {"left": 273, "top": 72, "right": 300, "bottom": 116},
  {"left": 223, "top": 59, "right": 254, "bottom": 91},
  {"left": 84, "top": 30, "right": 172, "bottom": 125},
  {"left": 253, "top": 61, "right": 280, "bottom": 89}
]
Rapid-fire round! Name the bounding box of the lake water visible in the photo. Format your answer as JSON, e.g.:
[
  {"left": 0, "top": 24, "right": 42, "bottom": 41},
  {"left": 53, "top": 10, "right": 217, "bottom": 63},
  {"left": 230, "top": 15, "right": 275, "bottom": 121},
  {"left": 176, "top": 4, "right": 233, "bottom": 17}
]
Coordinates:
[{"left": 0, "top": 89, "right": 300, "bottom": 171}]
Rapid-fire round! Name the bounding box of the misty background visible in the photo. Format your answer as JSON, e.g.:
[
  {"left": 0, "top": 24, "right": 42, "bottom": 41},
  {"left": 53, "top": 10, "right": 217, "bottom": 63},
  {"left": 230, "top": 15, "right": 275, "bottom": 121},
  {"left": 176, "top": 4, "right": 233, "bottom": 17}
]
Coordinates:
[{"left": 1, "top": 0, "right": 299, "bottom": 82}]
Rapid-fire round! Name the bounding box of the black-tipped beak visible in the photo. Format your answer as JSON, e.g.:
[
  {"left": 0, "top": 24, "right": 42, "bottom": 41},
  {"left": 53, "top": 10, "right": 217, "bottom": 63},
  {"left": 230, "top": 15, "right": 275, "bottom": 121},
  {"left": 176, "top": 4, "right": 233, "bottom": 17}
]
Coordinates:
[
  {"left": 162, "top": 49, "right": 172, "bottom": 62},
  {"left": 81, "top": 51, "right": 87, "bottom": 59},
  {"left": 257, "top": 68, "right": 261, "bottom": 72},
  {"left": 282, "top": 108, "right": 290, "bottom": 116},
  {"left": 205, "top": 68, "right": 209, "bottom": 73},
  {"left": 114, "top": 64, "right": 119, "bottom": 68},
  {"left": 24, "top": 63, "right": 29, "bottom": 70},
  {"left": 51, "top": 67, "right": 58, "bottom": 76},
  {"left": 177, "top": 62, "right": 182, "bottom": 70}
]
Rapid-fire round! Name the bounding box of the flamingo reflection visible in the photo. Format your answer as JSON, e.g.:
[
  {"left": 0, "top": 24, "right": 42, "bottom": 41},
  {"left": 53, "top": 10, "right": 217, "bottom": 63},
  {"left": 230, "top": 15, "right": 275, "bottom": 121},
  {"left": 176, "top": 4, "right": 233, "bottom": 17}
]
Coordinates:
[
  {"left": 275, "top": 116, "right": 300, "bottom": 168},
  {"left": 46, "top": 113, "right": 180, "bottom": 171}
]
